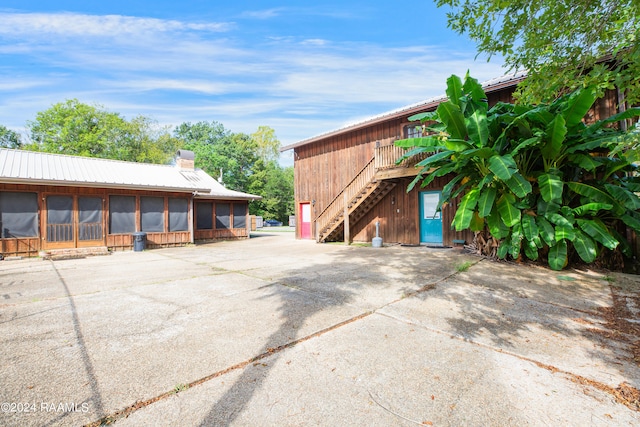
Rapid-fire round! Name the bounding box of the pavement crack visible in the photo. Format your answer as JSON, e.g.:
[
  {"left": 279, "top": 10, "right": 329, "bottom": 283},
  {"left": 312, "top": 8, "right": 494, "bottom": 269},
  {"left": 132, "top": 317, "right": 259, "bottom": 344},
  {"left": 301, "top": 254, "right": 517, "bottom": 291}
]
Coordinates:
[{"left": 85, "top": 310, "right": 375, "bottom": 427}]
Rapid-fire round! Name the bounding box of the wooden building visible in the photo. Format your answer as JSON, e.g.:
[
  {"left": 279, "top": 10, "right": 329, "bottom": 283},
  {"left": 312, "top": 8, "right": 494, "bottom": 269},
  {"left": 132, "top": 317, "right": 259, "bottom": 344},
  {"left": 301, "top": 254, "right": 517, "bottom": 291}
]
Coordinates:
[
  {"left": 0, "top": 149, "right": 261, "bottom": 257},
  {"left": 283, "top": 72, "right": 623, "bottom": 247}
]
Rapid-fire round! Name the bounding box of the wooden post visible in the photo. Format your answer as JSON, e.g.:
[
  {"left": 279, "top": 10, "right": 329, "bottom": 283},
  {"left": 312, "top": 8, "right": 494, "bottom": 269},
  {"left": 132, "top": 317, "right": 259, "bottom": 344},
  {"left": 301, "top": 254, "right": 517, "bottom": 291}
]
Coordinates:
[{"left": 343, "top": 192, "right": 350, "bottom": 245}]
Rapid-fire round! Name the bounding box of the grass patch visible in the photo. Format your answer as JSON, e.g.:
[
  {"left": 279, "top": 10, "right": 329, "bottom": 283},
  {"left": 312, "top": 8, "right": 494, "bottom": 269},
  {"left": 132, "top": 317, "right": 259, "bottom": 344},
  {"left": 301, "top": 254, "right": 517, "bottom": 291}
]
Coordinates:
[
  {"left": 173, "top": 383, "right": 189, "bottom": 394},
  {"left": 456, "top": 261, "right": 474, "bottom": 272}
]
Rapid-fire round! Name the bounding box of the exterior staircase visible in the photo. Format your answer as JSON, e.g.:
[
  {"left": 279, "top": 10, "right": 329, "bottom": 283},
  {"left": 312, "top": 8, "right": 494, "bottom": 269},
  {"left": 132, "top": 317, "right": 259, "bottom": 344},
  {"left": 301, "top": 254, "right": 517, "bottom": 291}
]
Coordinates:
[{"left": 315, "top": 157, "right": 397, "bottom": 243}]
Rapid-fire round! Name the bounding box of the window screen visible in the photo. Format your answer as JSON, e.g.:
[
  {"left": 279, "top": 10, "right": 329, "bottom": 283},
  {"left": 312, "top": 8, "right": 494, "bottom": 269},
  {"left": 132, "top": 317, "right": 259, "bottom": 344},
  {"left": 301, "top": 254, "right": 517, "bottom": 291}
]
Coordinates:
[
  {"left": 109, "top": 195, "right": 136, "bottom": 234},
  {"left": 0, "top": 192, "right": 38, "bottom": 238},
  {"left": 233, "top": 203, "right": 246, "bottom": 229},
  {"left": 79, "top": 197, "right": 103, "bottom": 241},
  {"left": 141, "top": 197, "right": 165, "bottom": 232},
  {"left": 168, "top": 198, "right": 188, "bottom": 232},
  {"left": 196, "top": 202, "right": 213, "bottom": 230},
  {"left": 46, "top": 195, "right": 73, "bottom": 242},
  {"left": 215, "top": 203, "right": 230, "bottom": 229}
]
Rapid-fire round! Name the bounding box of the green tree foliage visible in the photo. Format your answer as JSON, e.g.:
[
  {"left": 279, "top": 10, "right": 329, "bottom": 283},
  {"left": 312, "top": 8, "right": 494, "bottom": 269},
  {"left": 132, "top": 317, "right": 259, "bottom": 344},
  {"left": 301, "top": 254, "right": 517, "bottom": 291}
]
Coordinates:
[
  {"left": 248, "top": 160, "right": 294, "bottom": 223},
  {"left": 174, "top": 122, "right": 294, "bottom": 222},
  {"left": 0, "top": 125, "right": 22, "bottom": 148},
  {"left": 436, "top": 0, "right": 640, "bottom": 105},
  {"left": 396, "top": 73, "right": 640, "bottom": 270},
  {"left": 251, "top": 125, "right": 281, "bottom": 163},
  {"left": 25, "top": 99, "right": 179, "bottom": 163},
  {"left": 174, "top": 121, "right": 258, "bottom": 192}
]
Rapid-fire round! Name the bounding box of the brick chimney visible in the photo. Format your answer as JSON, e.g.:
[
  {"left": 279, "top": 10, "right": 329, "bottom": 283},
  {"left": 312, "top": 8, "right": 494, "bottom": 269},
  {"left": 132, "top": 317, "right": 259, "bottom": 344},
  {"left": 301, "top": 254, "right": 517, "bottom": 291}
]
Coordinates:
[{"left": 176, "top": 150, "right": 195, "bottom": 170}]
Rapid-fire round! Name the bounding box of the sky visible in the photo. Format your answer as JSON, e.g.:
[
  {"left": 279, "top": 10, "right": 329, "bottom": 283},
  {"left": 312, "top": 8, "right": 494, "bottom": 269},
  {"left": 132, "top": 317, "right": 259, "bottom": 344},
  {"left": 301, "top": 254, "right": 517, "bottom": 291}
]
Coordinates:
[{"left": 0, "top": 1, "right": 507, "bottom": 165}]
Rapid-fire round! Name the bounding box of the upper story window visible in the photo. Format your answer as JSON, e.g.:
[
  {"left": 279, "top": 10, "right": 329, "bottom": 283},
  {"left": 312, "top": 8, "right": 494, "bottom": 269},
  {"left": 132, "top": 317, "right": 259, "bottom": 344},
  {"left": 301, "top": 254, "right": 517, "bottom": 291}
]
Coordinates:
[{"left": 403, "top": 123, "right": 425, "bottom": 139}]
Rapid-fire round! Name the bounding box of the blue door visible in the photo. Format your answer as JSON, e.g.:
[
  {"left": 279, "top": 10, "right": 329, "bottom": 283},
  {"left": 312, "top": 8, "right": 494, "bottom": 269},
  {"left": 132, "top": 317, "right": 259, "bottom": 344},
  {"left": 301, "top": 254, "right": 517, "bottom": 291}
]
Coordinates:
[{"left": 419, "top": 191, "right": 443, "bottom": 244}]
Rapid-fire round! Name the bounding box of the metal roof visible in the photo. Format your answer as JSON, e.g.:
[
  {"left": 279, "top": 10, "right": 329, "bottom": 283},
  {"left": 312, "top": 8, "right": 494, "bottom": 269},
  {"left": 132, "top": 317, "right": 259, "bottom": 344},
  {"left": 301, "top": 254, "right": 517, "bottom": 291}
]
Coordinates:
[
  {"left": 281, "top": 71, "right": 527, "bottom": 151},
  {"left": 0, "top": 148, "right": 261, "bottom": 200}
]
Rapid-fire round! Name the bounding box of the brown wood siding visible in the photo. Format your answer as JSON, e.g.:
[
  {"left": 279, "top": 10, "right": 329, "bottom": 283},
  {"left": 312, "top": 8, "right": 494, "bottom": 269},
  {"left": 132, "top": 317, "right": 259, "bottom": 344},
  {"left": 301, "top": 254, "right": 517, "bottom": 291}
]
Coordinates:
[{"left": 1, "top": 183, "right": 250, "bottom": 256}]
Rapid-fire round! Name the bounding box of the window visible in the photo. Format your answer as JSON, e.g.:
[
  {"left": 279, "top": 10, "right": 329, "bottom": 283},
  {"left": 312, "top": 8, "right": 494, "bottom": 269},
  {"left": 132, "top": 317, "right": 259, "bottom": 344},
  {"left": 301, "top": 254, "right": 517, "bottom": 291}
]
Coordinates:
[
  {"left": 46, "top": 195, "right": 74, "bottom": 242},
  {"left": 196, "top": 202, "right": 213, "bottom": 230},
  {"left": 403, "top": 123, "right": 424, "bottom": 139},
  {"left": 168, "top": 198, "right": 188, "bottom": 232},
  {"left": 0, "top": 192, "right": 38, "bottom": 238},
  {"left": 141, "top": 197, "right": 165, "bottom": 232},
  {"left": 233, "top": 203, "right": 246, "bottom": 229},
  {"left": 109, "top": 195, "right": 136, "bottom": 234},
  {"left": 215, "top": 203, "right": 230, "bottom": 229},
  {"left": 79, "top": 197, "right": 103, "bottom": 241}
]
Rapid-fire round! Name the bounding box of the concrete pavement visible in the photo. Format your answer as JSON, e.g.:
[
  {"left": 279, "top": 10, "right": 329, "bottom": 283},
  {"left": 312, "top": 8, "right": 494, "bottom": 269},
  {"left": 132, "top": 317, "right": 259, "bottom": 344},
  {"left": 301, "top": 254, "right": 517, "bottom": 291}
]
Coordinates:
[{"left": 0, "top": 231, "right": 638, "bottom": 426}]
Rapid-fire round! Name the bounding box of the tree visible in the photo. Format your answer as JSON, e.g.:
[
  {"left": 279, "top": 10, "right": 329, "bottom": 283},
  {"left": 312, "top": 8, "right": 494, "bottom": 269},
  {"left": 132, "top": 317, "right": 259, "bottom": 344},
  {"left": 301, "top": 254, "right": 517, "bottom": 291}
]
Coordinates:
[
  {"left": 174, "top": 121, "right": 259, "bottom": 192},
  {"left": 396, "top": 73, "right": 640, "bottom": 270},
  {"left": 251, "top": 126, "right": 281, "bottom": 163},
  {"left": 0, "top": 125, "right": 22, "bottom": 148},
  {"left": 248, "top": 160, "right": 294, "bottom": 223},
  {"left": 25, "top": 99, "right": 178, "bottom": 163},
  {"left": 436, "top": 0, "right": 640, "bottom": 105}
]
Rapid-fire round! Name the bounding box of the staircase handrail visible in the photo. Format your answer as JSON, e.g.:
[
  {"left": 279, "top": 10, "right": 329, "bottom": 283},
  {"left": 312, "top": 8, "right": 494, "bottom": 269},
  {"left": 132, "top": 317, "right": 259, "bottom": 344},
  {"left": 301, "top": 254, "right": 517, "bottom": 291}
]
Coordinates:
[{"left": 315, "top": 156, "right": 376, "bottom": 239}]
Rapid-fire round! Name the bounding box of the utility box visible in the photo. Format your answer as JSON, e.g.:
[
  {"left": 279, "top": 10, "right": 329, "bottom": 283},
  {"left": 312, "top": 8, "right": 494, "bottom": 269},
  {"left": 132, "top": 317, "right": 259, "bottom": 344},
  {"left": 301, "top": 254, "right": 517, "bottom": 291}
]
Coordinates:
[{"left": 132, "top": 232, "right": 147, "bottom": 252}]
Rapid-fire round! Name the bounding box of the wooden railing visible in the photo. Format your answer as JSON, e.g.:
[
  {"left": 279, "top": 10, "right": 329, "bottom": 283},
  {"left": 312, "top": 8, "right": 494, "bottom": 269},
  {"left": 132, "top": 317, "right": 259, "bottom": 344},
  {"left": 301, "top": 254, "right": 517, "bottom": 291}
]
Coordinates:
[
  {"left": 315, "top": 157, "right": 376, "bottom": 240},
  {"left": 374, "top": 143, "right": 428, "bottom": 170},
  {"left": 46, "top": 224, "right": 73, "bottom": 242}
]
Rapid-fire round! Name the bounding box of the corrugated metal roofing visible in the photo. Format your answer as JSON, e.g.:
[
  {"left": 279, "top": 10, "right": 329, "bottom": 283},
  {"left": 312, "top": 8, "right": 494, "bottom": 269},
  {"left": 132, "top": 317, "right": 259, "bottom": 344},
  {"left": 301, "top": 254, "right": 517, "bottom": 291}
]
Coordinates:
[
  {"left": 281, "top": 70, "right": 527, "bottom": 151},
  {"left": 0, "top": 148, "right": 261, "bottom": 200}
]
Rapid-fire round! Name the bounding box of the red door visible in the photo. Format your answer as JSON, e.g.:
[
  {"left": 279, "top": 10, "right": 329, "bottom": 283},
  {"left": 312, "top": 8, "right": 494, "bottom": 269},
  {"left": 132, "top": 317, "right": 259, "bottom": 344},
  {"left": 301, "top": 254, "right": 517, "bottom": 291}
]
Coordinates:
[{"left": 299, "top": 203, "right": 311, "bottom": 239}]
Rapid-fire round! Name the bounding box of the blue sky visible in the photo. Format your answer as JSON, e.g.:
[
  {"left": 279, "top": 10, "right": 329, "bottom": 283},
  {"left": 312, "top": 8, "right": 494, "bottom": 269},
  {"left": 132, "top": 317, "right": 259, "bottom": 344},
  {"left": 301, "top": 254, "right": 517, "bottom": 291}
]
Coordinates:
[{"left": 0, "top": 1, "right": 507, "bottom": 164}]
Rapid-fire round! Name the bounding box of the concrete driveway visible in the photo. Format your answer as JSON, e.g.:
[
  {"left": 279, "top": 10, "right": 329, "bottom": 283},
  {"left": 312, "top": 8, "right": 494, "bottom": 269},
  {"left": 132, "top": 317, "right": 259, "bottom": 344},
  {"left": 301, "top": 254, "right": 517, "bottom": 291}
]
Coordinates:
[{"left": 1, "top": 231, "right": 639, "bottom": 426}]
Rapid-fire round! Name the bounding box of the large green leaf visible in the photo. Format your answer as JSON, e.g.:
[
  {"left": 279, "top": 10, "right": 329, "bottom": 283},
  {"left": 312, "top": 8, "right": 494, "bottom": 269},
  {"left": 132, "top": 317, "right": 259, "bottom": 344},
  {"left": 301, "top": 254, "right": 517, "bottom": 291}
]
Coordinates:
[
  {"left": 437, "top": 101, "right": 467, "bottom": 140},
  {"left": 586, "top": 107, "right": 640, "bottom": 134},
  {"left": 604, "top": 184, "right": 640, "bottom": 210},
  {"left": 576, "top": 219, "right": 619, "bottom": 250},
  {"left": 470, "top": 211, "right": 485, "bottom": 232},
  {"left": 572, "top": 203, "right": 613, "bottom": 216},
  {"left": 445, "top": 139, "right": 473, "bottom": 152},
  {"left": 536, "top": 216, "right": 555, "bottom": 246},
  {"left": 512, "top": 136, "right": 541, "bottom": 156},
  {"left": 458, "top": 188, "right": 480, "bottom": 211},
  {"left": 407, "top": 111, "right": 439, "bottom": 122},
  {"left": 415, "top": 150, "right": 454, "bottom": 167},
  {"left": 466, "top": 109, "right": 489, "bottom": 146},
  {"left": 621, "top": 212, "right": 640, "bottom": 232},
  {"left": 462, "top": 72, "right": 486, "bottom": 102},
  {"left": 562, "top": 86, "right": 596, "bottom": 128},
  {"left": 541, "top": 115, "right": 566, "bottom": 159},
  {"left": 546, "top": 212, "right": 574, "bottom": 227},
  {"left": 573, "top": 230, "right": 597, "bottom": 263},
  {"left": 488, "top": 154, "right": 517, "bottom": 181},
  {"left": 477, "top": 187, "right": 497, "bottom": 218},
  {"left": 446, "top": 75, "right": 464, "bottom": 107},
  {"left": 567, "top": 182, "right": 617, "bottom": 206},
  {"left": 568, "top": 154, "right": 602, "bottom": 172},
  {"left": 538, "top": 173, "right": 563, "bottom": 203},
  {"left": 554, "top": 224, "right": 576, "bottom": 242},
  {"left": 548, "top": 240, "right": 568, "bottom": 271},
  {"left": 521, "top": 214, "right": 538, "bottom": 241},
  {"left": 453, "top": 206, "right": 474, "bottom": 231},
  {"left": 497, "top": 194, "right": 521, "bottom": 227},
  {"left": 505, "top": 173, "right": 533, "bottom": 198},
  {"left": 524, "top": 239, "right": 539, "bottom": 261},
  {"left": 395, "top": 136, "right": 442, "bottom": 148},
  {"left": 487, "top": 210, "right": 510, "bottom": 239}
]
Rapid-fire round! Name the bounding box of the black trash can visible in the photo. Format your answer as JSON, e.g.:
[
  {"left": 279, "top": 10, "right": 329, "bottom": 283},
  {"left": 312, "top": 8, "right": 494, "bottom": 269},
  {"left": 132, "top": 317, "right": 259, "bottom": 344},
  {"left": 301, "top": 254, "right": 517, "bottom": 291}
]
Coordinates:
[{"left": 132, "top": 232, "right": 147, "bottom": 252}]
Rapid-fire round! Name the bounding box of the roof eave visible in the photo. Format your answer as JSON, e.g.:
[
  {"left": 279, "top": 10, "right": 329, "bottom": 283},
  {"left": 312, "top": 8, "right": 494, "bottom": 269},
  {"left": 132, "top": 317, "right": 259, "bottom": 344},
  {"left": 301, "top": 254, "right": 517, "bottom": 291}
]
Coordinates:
[
  {"left": 0, "top": 177, "right": 210, "bottom": 193},
  {"left": 281, "top": 72, "right": 528, "bottom": 152}
]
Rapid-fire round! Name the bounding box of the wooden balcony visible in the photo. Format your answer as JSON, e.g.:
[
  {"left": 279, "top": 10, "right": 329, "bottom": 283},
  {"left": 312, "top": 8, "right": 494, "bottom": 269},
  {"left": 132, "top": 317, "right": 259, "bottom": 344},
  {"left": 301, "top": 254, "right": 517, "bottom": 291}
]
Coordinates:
[{"left": 373, "top": 143, "right": 428, "bottom": 180}]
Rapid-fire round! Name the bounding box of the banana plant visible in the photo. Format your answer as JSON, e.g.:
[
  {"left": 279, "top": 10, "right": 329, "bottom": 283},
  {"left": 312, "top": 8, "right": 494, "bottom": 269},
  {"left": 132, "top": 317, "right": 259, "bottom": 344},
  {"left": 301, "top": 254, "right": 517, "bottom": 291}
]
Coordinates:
[{"left": 396, "top": 72, "right": 640, "bottom": 270}]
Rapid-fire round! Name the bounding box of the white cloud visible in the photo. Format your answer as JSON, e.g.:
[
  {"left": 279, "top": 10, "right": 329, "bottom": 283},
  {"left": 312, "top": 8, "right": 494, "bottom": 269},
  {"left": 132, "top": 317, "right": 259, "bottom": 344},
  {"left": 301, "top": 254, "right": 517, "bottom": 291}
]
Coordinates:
[{"left": 0, "top": 13, "right": 233, "bottom": 38}]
